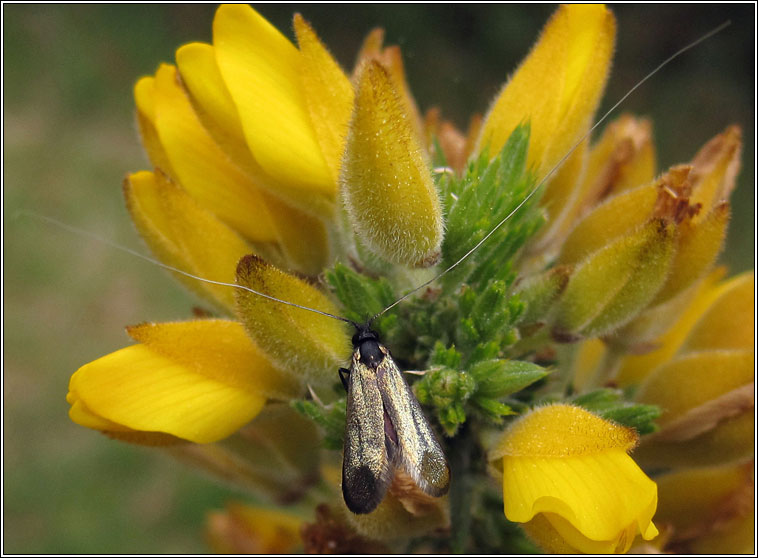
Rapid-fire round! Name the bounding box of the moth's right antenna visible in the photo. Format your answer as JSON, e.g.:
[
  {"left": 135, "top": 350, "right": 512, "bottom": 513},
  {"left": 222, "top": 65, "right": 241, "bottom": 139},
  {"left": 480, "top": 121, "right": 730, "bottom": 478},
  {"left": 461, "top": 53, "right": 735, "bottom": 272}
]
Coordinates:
[{"left": 371, "top": 20, "right": 732, "bottom": 324}]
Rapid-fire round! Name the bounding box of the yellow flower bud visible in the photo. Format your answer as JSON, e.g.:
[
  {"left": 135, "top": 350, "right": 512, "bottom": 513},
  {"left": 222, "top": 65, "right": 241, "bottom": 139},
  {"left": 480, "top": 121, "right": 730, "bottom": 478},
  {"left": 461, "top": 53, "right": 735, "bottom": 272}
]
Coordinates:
[
  {"left": 558, "top": 180, "right": 660, "bottom": 266},
  {"left": 234, "top": 254, "right": 350, "bottom": 388},
  {"left": 353, "top": 28, "right": 425, "bottom": 144},
  {"left": 340, "top": 61, "right": 443, "bottom": 267},
  {"left": 554, "top": 219, "right": 675, "bottom": 339}
]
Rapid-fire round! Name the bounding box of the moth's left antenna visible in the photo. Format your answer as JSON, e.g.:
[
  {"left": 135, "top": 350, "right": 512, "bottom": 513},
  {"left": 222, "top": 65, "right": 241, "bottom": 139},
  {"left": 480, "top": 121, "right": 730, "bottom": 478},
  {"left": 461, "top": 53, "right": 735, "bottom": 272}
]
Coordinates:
[{"left": 18, "top": 210, "right": 355, "bottom": 326}]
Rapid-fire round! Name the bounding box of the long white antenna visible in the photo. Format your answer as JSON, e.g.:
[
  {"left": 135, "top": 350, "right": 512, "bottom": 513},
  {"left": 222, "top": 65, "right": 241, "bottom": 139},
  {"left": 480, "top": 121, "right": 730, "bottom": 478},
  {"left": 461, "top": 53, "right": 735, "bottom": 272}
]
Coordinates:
[
  {"left": 18, "top": 211, "right": 355, "bottom": 326},
  {"left": 370, "top": 19, "right": 731, "bottom": 324}
]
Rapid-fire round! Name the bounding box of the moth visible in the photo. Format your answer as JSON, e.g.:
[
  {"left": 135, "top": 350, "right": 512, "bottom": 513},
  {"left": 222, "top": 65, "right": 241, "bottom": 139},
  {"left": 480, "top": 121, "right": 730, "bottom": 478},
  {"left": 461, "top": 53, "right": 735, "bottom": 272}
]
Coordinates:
[{"left": 339, "top": 324, "right": 450, "bottom": 514}]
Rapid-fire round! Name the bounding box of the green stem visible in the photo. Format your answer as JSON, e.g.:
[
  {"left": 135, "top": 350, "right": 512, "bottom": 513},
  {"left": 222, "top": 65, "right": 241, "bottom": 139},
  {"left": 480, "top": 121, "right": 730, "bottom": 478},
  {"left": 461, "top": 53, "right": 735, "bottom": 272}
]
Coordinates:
[
  {"left": 448, "top": 423, "right": 474, "bottom": 553},
  {"left": 588, "top": 344, "right": 624, "bottom": 389}
]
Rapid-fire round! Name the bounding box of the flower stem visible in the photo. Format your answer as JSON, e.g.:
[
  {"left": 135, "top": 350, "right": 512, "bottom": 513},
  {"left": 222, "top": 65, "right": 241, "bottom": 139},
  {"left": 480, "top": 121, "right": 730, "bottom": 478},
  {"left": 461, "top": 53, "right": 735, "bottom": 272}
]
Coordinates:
[{"left": 448, "top": 423, "right": 474, "bottom": 553}]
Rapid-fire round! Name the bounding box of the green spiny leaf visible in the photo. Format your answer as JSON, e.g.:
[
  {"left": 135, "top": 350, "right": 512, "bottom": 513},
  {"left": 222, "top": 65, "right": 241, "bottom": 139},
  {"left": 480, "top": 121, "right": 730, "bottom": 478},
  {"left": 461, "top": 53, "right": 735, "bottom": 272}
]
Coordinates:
[
  {"left": 470, "top": 359, "right": 551, "bottom": 399},
  {"left": 324, "top": 262, "right": 395, "bottom": 324},
  {"left": 572, "top": 388, "right": 661, "bottom": 435}
]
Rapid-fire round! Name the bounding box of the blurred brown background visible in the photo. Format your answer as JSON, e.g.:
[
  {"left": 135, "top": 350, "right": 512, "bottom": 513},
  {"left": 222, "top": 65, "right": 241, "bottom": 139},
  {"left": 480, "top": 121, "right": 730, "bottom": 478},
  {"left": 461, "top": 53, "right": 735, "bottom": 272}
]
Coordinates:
[{"left": 3, "top": 4, "right": 753, "bottom": 553}]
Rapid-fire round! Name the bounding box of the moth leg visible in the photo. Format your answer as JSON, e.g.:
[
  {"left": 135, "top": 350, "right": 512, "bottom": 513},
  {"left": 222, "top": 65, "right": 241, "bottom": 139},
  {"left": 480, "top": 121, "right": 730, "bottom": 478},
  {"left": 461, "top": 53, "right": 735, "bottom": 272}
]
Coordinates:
[{"left": 339, "top": 367, "right": 351, "bottom": 391}]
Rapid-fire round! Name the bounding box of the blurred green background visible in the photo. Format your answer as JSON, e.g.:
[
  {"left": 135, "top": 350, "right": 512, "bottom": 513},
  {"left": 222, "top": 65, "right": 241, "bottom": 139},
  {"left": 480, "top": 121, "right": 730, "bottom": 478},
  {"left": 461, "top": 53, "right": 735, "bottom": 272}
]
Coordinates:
[{"left": 3, "top": 4, "right": 753, "bottom": 553}]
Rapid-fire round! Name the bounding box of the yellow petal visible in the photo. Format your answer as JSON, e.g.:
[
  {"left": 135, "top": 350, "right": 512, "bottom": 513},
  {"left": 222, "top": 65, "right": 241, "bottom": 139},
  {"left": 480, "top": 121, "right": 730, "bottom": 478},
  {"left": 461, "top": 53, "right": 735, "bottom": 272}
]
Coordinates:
[
  {"left": 126, "top": 319, "right": 302, "bottom": 400},
  {"left": 682, "top": 271, "right": 754, "bottom": 352},
  {"left": 530, "top": 139, "right": 588, "bottom": 254},
  {"left": 613, "top": 268, "right": 727, "bottom": 386},
  {"left": 635, "top": 410, "right": 753, "bottom": 469},
  {"left": 68, "top": 343, "right": 266, "bottom": 444},
  {"left": 174, "top": 42, "right": 331, "bottom": 275},
  {"left": 636, "top": 350, "right": 753, "bottom": 426},
  {"left": 259, "top": 193, "right": 330, "bottom": 277},
  {"left": 341, "top": 61, "right": 443, "bottom": 267},
  {"left": 477, "top": 4, "right": 615, "bottom": 176},
  {"left": 68, "top": 397, "right": 132, "bottom": 432},
  {"left": 235, "top": 255, "right": 351, "bottom": 387},
  {"left": 68, "top": 396, "right": 186, "bottom": 446},
  {"left": 212, "top": 4, "right": 334, "bottom": 195},
  {"left": 134, "top": 76, "right": 175, "bottom": 177},
  {"left": 293, "top": 13, "right": 354, "bottom": 181},
  {"left": 151, "top": 63, "right": 278, "bottom": 243},
  {"left": 124, "top": 170, "right": 251, "bottom": 313},
  {"left": 176, "top": 41, "right": 335, "bottom": 221},
  {"left": 175, "top": 42, "right": 247, "bottom": 146}
]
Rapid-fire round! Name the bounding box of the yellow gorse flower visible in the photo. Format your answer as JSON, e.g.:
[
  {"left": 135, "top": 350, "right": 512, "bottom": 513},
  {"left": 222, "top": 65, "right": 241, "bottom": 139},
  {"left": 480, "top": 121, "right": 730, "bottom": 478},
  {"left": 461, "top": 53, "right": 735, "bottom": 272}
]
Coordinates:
[
  {"left": 65, "top": 4, "right": 748, "bottom": 553},
  {"left": 489, "top": 405, "right": 658, "bottom": 554}
]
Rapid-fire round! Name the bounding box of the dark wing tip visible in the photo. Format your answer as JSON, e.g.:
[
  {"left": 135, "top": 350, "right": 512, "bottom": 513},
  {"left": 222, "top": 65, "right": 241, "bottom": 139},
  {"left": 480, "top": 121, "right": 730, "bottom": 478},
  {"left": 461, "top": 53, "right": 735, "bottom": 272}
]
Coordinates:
[{"left": 342, "top": 465, "right": 389, "bottom": 514}]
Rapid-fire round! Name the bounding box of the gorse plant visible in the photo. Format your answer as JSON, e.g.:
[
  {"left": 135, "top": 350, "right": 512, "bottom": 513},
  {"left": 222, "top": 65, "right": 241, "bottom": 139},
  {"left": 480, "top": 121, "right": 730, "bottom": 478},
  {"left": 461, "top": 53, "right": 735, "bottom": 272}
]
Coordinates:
[{"left": 66, "top": 4, "right": 752, "bottom": 554}]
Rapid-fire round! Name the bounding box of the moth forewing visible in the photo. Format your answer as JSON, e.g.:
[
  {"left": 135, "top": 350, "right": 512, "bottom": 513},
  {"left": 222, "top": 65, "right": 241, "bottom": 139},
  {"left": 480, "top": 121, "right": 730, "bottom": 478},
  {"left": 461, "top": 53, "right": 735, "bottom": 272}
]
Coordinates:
[
  {"left": 377, "top": 355, "right": 450, "bottom": 497},
  {"left": 342, "top": 346, "right": 393, "bottom": 514},
  {"left": 342, "top": 326, "right": 450, "bottom": 514}
]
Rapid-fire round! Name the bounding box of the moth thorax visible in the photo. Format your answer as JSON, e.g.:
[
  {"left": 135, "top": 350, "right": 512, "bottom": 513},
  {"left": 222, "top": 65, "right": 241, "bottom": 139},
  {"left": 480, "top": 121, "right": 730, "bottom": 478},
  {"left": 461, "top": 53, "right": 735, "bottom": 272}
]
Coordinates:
[{"left": 352, "top": 325, "right": 385, "bottom": 368}]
